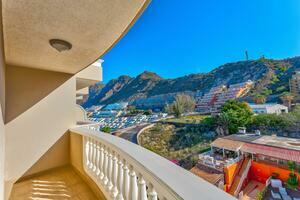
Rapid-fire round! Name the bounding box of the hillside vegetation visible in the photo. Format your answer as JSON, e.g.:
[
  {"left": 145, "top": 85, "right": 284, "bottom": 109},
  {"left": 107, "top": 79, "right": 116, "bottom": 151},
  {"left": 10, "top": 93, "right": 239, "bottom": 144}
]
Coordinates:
[
  {"left": 83, "top": 56, "right": 300, "bottom": 107},
  {"left": 139, "top": 123, "right": 215, "bottom": 169}
]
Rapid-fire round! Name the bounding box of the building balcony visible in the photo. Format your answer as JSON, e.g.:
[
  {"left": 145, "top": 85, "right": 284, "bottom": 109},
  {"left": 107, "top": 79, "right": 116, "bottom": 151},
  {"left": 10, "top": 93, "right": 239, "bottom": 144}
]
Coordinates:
[
  {"left": 10, "top": 126, "right": 234, "bottom": 200},
  {"left": 76, "top": 60, "right": 103, "bottom": 90},
  {"left": 76, "top": 60, "right": 103, "bottom": 104}
]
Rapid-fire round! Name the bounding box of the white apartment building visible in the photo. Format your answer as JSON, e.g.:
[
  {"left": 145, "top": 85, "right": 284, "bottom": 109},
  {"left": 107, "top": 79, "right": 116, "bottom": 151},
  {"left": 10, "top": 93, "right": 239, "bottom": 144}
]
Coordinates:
[{"left": 249, "top": 103, "right": 288, "bottom": 114}]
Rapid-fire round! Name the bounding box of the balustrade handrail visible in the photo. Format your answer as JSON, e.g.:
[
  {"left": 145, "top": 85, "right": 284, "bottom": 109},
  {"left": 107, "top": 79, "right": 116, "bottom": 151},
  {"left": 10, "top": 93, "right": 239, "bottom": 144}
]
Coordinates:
[
  {"left": 70, "top": 126, "right": 234, "bottom": 200},
  {"left": 75, "top": 104, "right": 88, "bottom": 121},
  {"left": 234, "top": 159, "right": 251, "bottom": 197}
]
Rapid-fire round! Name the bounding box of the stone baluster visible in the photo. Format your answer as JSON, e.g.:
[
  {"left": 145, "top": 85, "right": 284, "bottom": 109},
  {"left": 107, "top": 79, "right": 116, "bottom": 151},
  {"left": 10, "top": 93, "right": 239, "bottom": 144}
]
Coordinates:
[
  {"left": 138, "top": 173, "right": 148, "bottom": 200},
  {"left": 122, "top": 160, "right": 130, "bottom": 200},
  {"left": 99, "top": 143, "right": 105, "bottom": 180},
  {"left": 88, "top": 138, "right": 93, "bottom": 169},
  {"left": 92, "top": 140, "right": 95, "bottom": 172},
  {"left": 106, "top": 148, "right": 113, "bottom": 191},
  {"left": 83, "top": 136, "right": 88, "bottom": 165},
  {"left": 116, "top": 155, "right": 124, "bottom": 200},
  {"left": 129, "top": 165, "right": 138, "bottom": 200},
  {"left": 148, "top": 184, "right": 158, "bottom": 200},
  {"left": 103, "top": 146, "right": 109, "bottom": 186},
  {"left": 111, "top": 151, "right": 118, "bottom": 198},
  {"left": 95, "top": 141, "right": 100, "bottom": 176}
]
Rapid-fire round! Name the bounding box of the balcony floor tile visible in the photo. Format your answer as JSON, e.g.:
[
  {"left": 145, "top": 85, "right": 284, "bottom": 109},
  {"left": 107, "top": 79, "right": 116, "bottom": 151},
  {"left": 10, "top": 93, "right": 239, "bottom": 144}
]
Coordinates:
[{"left": 9, "top": 166, "right": 100, "bottom": 200}]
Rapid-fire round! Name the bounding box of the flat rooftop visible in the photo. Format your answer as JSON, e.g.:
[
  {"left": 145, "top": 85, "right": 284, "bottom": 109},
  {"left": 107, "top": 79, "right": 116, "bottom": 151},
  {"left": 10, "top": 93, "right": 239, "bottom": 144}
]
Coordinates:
[
  {"left": 224, "top": 134, "right": 300, "bottom": 151},
  {"left": 190, "top": 164, "right": 223, "bottom": 185}
]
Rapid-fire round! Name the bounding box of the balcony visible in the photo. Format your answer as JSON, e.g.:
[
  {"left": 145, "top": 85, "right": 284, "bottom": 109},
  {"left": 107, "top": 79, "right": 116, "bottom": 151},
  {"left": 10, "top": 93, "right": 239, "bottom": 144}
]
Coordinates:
[
  {"left": 10, "top": 166, "right": 101, "bottom": 200},
  {"left": 10, "top": 126, "right": 234, "bottom": 200},
  {"left": 76, "top": 60, "right": 103, "bottom": 90}
]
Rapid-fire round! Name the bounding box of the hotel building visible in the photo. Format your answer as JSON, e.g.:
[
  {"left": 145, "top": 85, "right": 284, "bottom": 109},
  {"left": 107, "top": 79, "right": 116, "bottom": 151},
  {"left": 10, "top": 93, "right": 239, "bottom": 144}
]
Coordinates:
[
  {"left": 196, "top": 81, "right": 253, "bottom": 113},
  {"left": 290, "top": 71, "right": 300, "bottom": 102}
]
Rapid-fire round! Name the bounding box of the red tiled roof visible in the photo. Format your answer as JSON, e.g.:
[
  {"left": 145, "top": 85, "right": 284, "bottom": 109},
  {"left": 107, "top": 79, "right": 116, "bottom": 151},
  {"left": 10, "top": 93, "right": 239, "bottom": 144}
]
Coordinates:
[{"left": 241, "top": 143, "right": 300, "bottom": 163}]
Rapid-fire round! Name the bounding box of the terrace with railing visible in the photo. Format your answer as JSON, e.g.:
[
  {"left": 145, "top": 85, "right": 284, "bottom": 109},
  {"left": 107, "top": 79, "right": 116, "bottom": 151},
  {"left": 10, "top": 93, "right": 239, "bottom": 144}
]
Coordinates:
[
  {"left": 69, "top": 126, "right": 235, "bottom": 200},
  {"left": 198, "top": 150, "right": 241, "bottom": 172}
]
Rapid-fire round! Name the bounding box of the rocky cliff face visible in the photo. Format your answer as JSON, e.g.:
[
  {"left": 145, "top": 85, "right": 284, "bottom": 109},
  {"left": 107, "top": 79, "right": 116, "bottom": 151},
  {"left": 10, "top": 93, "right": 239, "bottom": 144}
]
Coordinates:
[{"left": 83, "top": 56, "right": 300, "bottom": 108}]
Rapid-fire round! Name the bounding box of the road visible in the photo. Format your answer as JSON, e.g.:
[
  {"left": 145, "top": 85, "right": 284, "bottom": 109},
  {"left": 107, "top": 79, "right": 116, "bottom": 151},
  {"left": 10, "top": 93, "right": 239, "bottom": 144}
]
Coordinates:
[{"left": 112, "top": 123, "right": 150, "bottom": 144}]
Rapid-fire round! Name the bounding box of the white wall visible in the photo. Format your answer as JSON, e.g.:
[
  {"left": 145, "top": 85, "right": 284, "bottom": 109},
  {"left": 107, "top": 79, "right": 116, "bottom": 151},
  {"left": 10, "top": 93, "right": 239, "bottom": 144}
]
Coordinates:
[
  {"left": 0, "top": 0, "right": 5, "bottom": 197},
  {"left": 5, "top": 74, "right": 76, "bottom": 197},
  {"left": 0, "top": 106, "right": 4, "bottom": 200}
]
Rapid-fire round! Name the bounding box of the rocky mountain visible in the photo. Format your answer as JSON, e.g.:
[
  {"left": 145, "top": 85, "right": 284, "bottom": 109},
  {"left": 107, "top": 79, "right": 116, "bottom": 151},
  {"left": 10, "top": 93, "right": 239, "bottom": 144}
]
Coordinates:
[{"left": 83, "top": 56, "right": 300, "bottom": 108}]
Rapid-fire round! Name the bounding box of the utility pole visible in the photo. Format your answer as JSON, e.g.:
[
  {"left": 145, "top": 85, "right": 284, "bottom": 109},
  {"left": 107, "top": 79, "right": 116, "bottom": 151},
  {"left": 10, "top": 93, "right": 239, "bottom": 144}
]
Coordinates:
[{"left": 245, "top": 50, "right": 249, "bottom": 61}]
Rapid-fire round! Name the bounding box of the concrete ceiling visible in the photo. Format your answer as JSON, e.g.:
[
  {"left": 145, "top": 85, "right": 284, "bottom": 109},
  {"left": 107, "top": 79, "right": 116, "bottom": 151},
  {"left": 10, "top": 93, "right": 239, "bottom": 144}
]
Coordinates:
[{"left": 2, "top": 0, "right": 149, "bottom": 74}]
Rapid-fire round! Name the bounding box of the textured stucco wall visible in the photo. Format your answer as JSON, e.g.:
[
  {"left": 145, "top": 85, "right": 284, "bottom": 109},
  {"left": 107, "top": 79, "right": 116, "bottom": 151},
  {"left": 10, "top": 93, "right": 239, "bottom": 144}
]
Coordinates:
[
  {"left": 0, "top": 0, "right": 5, "bottom": 197},
  {"left": 5, "top": 65, "right": 72, "bottom": 123},
  {"left": 5, "top": 67, "right": 76, "bottom": 187},
  {"left": 21, "top": 133, "right": 70, "bottom": 178},
  {"left": 0, "top": 105, "right": 5, "bottom": 200}
]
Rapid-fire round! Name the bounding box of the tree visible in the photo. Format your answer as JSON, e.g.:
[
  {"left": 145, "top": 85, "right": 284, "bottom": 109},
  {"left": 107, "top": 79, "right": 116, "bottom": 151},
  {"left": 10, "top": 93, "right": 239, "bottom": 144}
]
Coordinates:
[
  {"left": 288, "top": 161, "right": 296, "bottom": 173},
  {"left": 220, "top": 100, "right": 253, "bottom": 134},
  {"left": 215, "top": 112, "right": 230, "bottom": 136},
  {"left": 251, "top": 89, "right": 272, "bottom": 104},
  {"left": 143, "top": 109, "right": 152, "bottom": 115},
  {"left": 252, "top": 93, "right": 267, "bottom": 104},
  {"left": 101, "top": 126, "right": 111, "bottom": 133},
  {"left": 165, "top": 94, "right": 195, "bottom": 118},
  {"left": 280, "top": 92, "right": 294, "bottom": 110},
  {"left": 287, "top": 161, "right": 298, "bottom": 190}
]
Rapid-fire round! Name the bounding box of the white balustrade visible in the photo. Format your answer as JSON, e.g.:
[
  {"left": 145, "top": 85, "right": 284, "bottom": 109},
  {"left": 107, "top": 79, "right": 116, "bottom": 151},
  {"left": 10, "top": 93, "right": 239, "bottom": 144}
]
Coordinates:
[
  {"left": 74, "top": 126, "right": 234, "bottom": 200},
  {"left": 129, "top": 165, "right": 138, "bottom": 200},
  {"left": 107, "top": 148, "right": 113, "bottom": 191},
  {"left": 116, "top": 156, "right": 124, "bottom": 200},
  {"left": 111, "top": 152, "right": 118, "bottom": 198},
  {"left": 99, "top": 144, "right": 104, "bottom": 180},
  {"left": 137, "top": 173, "right": 147, "bottom": 200},
  {"left": 95, "top": 141, "right": 100, "bottom": 175},
  {"left": 103, "top": 146, "right": 109, "bottom": 186},
  {"left": 122, "top": 160, "right": 130, "bottom": 200},
  {"left": 148, "top": 184, "right": 158, "bottom": 200}
]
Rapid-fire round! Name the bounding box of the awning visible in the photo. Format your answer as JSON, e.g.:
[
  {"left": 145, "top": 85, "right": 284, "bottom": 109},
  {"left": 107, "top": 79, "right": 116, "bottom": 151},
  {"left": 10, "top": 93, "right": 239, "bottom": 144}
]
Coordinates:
[
  {"left": 241, "top": 143, "right": 300, "bottom": 163},
  {"left": 211, "top": 138, "right": 244, "bottom": 152}
]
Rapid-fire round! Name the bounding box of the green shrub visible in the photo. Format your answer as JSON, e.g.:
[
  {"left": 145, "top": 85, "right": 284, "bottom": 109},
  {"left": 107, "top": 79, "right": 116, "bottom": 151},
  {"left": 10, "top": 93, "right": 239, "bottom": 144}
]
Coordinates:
[
  {"left": 276, "top": 86, "right": 286, "bottom": 93},
  {"left": 288, "top": 161, "right": 296, "bottom": 171},
  {"left": 220, "top": 100, "right": 253, "bottom": 134},
  {"left": 286, "top": 173, "right": 298, "bottom": 190},
  {"left": 271, "top": 172, "right": 279, "bottom": 179},
  {"left": 271, "top": 74, "right": 279, "bottom": 83},
  {"left": 256, "top": 187, "right": 267, "bottom": 200},
  {"left": 250, "top": 113, "right": 290, "bottom": 129},
  {"left": 100, "top": 126, "right": 111, "bottom": 133}
]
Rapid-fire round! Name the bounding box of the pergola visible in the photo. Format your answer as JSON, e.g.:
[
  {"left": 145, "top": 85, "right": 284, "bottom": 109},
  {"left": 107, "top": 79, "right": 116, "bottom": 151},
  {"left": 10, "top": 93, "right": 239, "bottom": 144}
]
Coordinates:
[{"left": 210, "top": 138, "right": 244, "bottom": 158}]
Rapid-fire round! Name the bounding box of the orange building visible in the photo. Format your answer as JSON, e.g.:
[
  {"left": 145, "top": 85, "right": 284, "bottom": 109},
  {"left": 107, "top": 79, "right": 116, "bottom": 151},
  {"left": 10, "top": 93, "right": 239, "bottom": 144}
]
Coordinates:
[{"left": 197, "top": 133, "right": 300, "bottom": 198}]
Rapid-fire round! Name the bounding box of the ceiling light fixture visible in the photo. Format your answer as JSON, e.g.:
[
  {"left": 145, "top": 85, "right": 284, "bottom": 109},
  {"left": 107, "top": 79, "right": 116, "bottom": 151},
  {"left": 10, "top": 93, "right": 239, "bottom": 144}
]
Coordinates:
[{"left": 49, "top": 39, "right": 72, "bottom": 52}]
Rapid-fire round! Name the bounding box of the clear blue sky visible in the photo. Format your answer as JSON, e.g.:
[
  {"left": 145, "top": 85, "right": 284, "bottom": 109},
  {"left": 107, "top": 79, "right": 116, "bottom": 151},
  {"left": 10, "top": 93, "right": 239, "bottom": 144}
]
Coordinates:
[{"left": 101, "top": 0, "right": 300, "bottom": 83}]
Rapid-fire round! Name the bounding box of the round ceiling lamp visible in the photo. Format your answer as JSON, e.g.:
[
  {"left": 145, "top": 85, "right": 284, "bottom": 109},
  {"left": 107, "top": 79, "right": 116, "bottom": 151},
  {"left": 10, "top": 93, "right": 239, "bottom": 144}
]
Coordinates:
[{"left": 49, "top": 39, "right": 72, "bottom": 52}]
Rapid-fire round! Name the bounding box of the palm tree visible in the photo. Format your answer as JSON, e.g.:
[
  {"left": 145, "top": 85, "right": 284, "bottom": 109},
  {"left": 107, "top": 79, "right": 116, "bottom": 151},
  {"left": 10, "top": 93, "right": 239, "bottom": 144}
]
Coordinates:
[
  {"left": 252, "top": 93, "right": 266, "bottom": 104},
  {"left": 215, "top": 113, "right": 230, "bottom": 136},
  {"left": 280, "top": 92, "right": 294, "bottom": 110}
]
